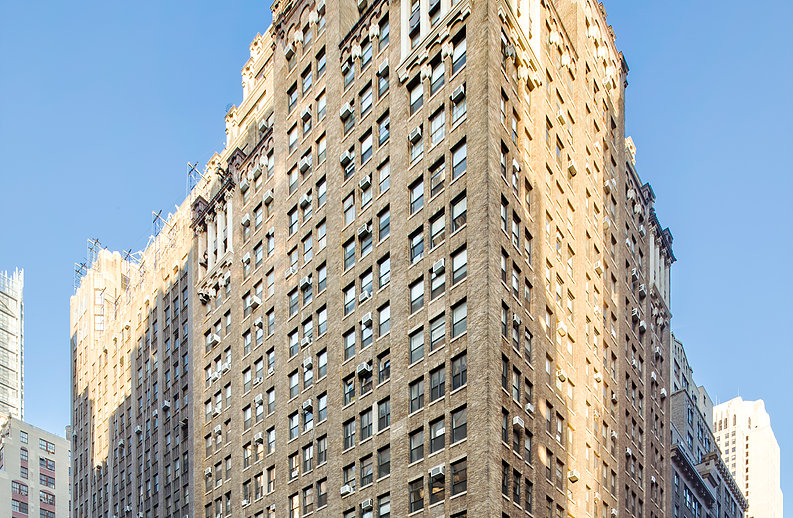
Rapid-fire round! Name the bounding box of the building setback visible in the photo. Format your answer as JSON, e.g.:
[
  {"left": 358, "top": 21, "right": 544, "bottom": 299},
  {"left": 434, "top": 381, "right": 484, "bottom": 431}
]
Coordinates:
[
  {"left": 190, "top": 0, "right": 675, "bottom": 517},
  {"left": 713, "top": 398, "right": 783, "bottom": 518},
  {"left": 0, "top": 416, "right": 71, "bottom": 518},
  {"left": 0, "top": 268, "right": 24, "bottom": 420},
  {"left": 668, "top": 336, "right": 746, "bottom": 518}
]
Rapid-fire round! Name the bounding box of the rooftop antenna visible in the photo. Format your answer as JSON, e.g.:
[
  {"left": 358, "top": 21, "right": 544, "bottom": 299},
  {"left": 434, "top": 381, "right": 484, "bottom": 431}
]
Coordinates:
[{"left": 187, "top": 161, "right": 204, "bottom": 196}]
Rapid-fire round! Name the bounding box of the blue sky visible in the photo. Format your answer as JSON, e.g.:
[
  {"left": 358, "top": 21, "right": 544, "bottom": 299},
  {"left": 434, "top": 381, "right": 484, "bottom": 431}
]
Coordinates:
[{"left": 1, "top": 0, "right": 790, "bottom": 507}]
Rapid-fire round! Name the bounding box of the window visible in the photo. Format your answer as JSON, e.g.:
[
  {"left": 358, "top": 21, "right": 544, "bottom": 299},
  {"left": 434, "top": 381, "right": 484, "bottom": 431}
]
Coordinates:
[
  {"left": 452, "top": 140, "right": 467, "bottom": 178},
  {"left": 410, "top": 126, "right": 423, "bottom": 161},
  {"left": 378, "top": 208, "right": 390, "bottom": 241},
  {"left": 343, "top": 329, "right": 356, "bottom": 360},
  {"left": 378, "top": 112, "right": 390, "bottom": 145},
  {"left": 452, "top": 32, "right": 467, "bottom": 73},
  {"left": 430, "top": 266, "right": 445, "bottom": 300},
  {"left": 451, "top": 193, "right": 467, "bottom": 231},
  {"left": 343, "top": 376, "right": 355, "bottom": 406},
  {"left": 317, "top": 93, "right": 327, "bottom": 122},
  {"left": 409, "top": 80, "right": 424, "bottom": 114},
  {"left": 430, "top": 59, "right": 445, "bottom": 94},
  {"left": 378, "top": 255, "right": 391, "bottom": 287},
  {"left": 343, "top": 419, "right": 356, "bottom": 449},
  {"left": 429, "top": 420, "right": 446, "bottom": 455},
  {"left": 378, "top": 304, "right": 391, "bottom": 335},
  {"left": 288, "top": 83, "right": 298, "bottom": 112},
  {"left": 378, "top": 446, "right": 391, "bottom": 478},
  {"left": 360, "top": 409, "right": 373, "bottom": 440},
  {"left": 316, "top": 47, "right": 326, "bottom": 77},
  {"left": 378, "top": 352, "right": 391, "bottom": 383},
  {"left": 378, "top": 65, "right": 390, "bottom": 98},
  {"left": 378, "top": 160, "right": 390, "bottom": 193},
  {"left": 409, "top": 278, "right": 424, "bottom": 313},
  {"left": 452, "top": 86, "right": 467, "bottom": 123},
  {"left": 451, "top": 300, "right": 467, "bottom": 337},
  {"left": 343, "top": 194, "right": 355, "bottom": 226},
  {"left": 409, "top": 429, "right": 424, "bottom": 462},
  {"left": 360, "top": 84, "right": 373, "bottom": 118},
  {"left": 410, "top": 378, "right": 424, "bottom": 412},
  {"left": 378, "top": 398, "right": 391, "bottom": 429},
  {"left": 429, "top": 313, "right": 445, "bottom": 350},
  {"left": 360, "top": 455, "right": 374, "bottom": 486},
  {"left": 452, "top": 246, "right": 467, "bottom": 284},
  {"left": 430, "top": 366, "right": 445, "bottom": 401},
  {"left": 451, "top": 458, "right": 467, "bottom": 495},
  {"left": 451, "top": 405, "right": 467, "bottom": 443},
  {"left": 302, "top": 67, "right": 313, "bottom": 94},
  {"left": 429, "top": 161, "right": 446, "bottom": 198},
  {"left": 409, "top": 229, "right": 424, "bottom": 263},
  {"left": 430, "top": 109, "right": 445, "bottom": 145},
  {"left": 409, "top": 328, "right": 424, "bottom": 364},
  {"left": 379, "top": 18, "right": 390, "bottom": 50},
  {"left": 409, "top": 478, "right": 425, "bottom": 512}
]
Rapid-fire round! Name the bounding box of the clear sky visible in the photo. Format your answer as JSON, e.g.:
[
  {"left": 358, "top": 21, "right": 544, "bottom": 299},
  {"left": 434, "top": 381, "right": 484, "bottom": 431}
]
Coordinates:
[{"left": 1, "top": 0, "right": 790, "bottom": 508}]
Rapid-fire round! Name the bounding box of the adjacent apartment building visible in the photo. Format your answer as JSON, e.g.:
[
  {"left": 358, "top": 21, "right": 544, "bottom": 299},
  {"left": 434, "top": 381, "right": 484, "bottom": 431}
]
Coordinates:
[
  {"left": 668, "top": 337, "right": 746, "bottom": 518},
  {"left": 713, "top": 398, "right": 783, "bottom": 518},
  {"left": 190, "top": 0, "right": 675, "bottom": 517},
  {"left": 0, "top": 268, "right": 24, "bottom": 420},
  {"left": 0, "top": 416, "right": 71, "bottom": 518},
  {"left": 69, "top": 195, "right": 205, "bottom": 517}
]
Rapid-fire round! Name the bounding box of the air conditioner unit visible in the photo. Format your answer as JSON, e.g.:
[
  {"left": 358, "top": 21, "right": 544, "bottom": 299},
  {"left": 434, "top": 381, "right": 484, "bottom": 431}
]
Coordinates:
[
  {"left": 660, "top": 388, "right": 667, "bottom": 398},
  {"left": 603, "top": 216, "right": 612, "bottom": 230},
  {"left": 361, "top": 498, "right": 374, "bottom": 511},
  {"left": 300, "top": 336, "right": 312, "bottom": 347},
  {"left": 299, "top": 275, "right": 312, "bottom": 289},
  {"left": 557, "top": 369, "right": 567, "bottom": 382},
  {"left": 626, "top": 447, "right": 633, "bottom": 457},
  {"left": 594, "top": 372, "right": 603, "bottom": 383},
  {"left": 253, "top": 376, "right": 263, "bottom": 386},
  {"left": 604, "top": 178, "right": 616, "bottom": 193},
  {"left": 611, "top": 392, "right": 618, "bottom": 404},
  {"left": 512, "top": 416, "right": 525, "bottom": 429},
  {"left": 359, "top": 174, "right": 372, "bottom": 189},
  {"left": 654, "top": 346, "right": 662, "bottom": 357},
  {"left": 214, "top": 424, "right": 222, "bottom": 435},
  {"left": 377, "top": 58, "right": 389, "bottom": 76},
  {"left": 556, "top": 108, "right": 567, "bottom": 125},
  {"left": 252, "top": 163, "right": 263, "bottom": 180},
  {"left": 340, "top": 150, "right": 354, "bottom": 167},
  {"left": 611, "top": 430, "right": 618, "bottom": 439},
  {"left": 357, "top": 223, "right": 372, "bottom": 237},
  {"left": 204, "top": 467, "right": 212, "bottom": 476},
  {"left": 638, "top": 224, "right": 646, "bottom": 237},
  {"left": 340, "top": 484, "right": 353, "bottom": 496},
  {"left": 163, "top": 400, "right": 171, "bottom": 410},
  {"left": 557, "top": 323, "right": 567, "bottom": 336},
  {"left": 633, "top": 203, "right": 642, "bottom": 215},
  {"left": 568, "top": 160, "right": 578, "bottom": 176},
  {"left": 258, "top": 118, "right": 269, "bottom": 132},
  {"left": 341, "top": 59, "right": 352, "bottom": 75},
  {"left": 303, "top": 356, "right": 313, "bottom": 369},
  {"left": 284, "top": 265, "right": 297, "bottom": 278},
  {"left": 593, "top": 492, "right": 602, "bottom": 503},
  {"left": 651, "top": 475, "right": 657, "bottom": 484},
  {"left": 650, "top": 371, "right": 657, "bottom": 381},
  {"left": 285, "top": 43, "right": 295, "bottom": 59},
  {"left": 512, "top": 158, "right": 521, "bottom": 173},
  {"left": 135, "top": 426, "right": 142, "bottom": 434},
  {"left": 361, "top": 312, "right": 373, "bottom": 326},
  {"left": 429, "top": 464, "right": 446, "bottom": 479},
  {"left": 241, "top": 499, "right": 250, "bottom": 506},
  {"left": 631, "top": 358, "right": 638, "bottom": 368},
  {"left": 631, "top": 308, "right": 640, "bottom": 320},
  {"left": 568, "top": 470, "right": 580, "bottom": 482},
  {"left": 625, "top": 237, "right": 632, "bottom": 248},
  {"left": 124, "top": 505, "right": 132, "bottom": 512},
  {"left": 118, "top": 439, "right": 124, "bottom": 447},
  {"left": 264, "top": 190, "right": 274, "bottom": 204},
  {"left": 302, "top": 398, "right": 313, "bottom": 410},
  {"left": 525, "top": 402, "right": 535, "bottom": 414},
  {"left": 631, "top": 268, "right": 639, "bottom": 280},
  {"left": 594, "top": 261, "right": 604, "bottom": 275},
  {"left": 299, "top": 192, "right": 312, "bottom": 207},
  {"left": 611, "top": 508, "right": 618, "bottom": 517},
  {"left": 254, "top": 393, "right": 263, "bottom": 404},
  {"left": 409, "top": 125, "right": 422, "bottom": 143},
  {"left": 242, "top": 252, "right": 252, "bottom": 264},
  {"left": 639, "top": 320, "right": 647, "bottom": 332},
  {"left": 638, "top": 284, "right": 647, "bottom": 298},
  {"left": 299, "top": 156, "right": 312, "bottom": 173},
  {"left": 357, "top": 362, "right": 373, "bottom": 376},
  {"left": 513, "top": 314, "right": 521, "bottom": 325},
  {"left": 254, "top": 432, "right": 264, "bottom": 443},
  {"left": 340, "top": 102, "right": 354, "bottom": 120},
  {"left": 301, "top": 106, "right": 312, "bottom": 121},
  {"left": 254, "top": 317, "right": 263, "bottom": 328},
  {"left": 250, "top": 295, "right": 261, "bottom": 309},
  {"left": 627, "top": 188, "right": 636, "bottom": 201},
  {"left": 359, "top": 290, "right": 371, "bottom": 302},
  {"left": 451, "top": 84, "right": 465, "bottom": 102},
  {"left": 224, "top": 271, "right": 232, "bottom": 285}
]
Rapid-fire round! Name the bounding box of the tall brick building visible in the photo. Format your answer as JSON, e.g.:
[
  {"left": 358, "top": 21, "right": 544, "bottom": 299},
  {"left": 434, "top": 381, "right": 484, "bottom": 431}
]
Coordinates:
[{"left": 190, "top": 1, "right": 674, "bottom": 518}]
